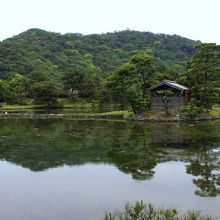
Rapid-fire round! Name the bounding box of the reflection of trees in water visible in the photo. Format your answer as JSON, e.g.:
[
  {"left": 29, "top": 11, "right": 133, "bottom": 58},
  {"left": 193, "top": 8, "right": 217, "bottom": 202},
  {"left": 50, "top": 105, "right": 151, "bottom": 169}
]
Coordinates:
[
  {"left": 108, "top": 124, "right": 158, "bottom": 180},
  {"left": 0, "top": 119, "right": 220, "bottom": 191},
  {"left": 186, "top": 146, "right": 220, "bottom": 197},
  {"left": 149, "top": 123, "right": 189, "bottom": 147},
  {"left": 0, "top": 119, "right": 136, "bottom": 171},
  {"left": 0, "top": 120, "right": 168, "bottom": 180}
]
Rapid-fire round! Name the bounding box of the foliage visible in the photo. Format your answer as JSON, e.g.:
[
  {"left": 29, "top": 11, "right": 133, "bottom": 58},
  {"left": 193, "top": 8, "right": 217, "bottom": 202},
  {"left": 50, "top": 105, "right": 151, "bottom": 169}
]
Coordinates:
[
  {"left": 8, "top": 73, "right": 29, "bottom": 104},
  {"left": 104, "top": 201, "right": 212, "bottom": 220},
  {"left": 0, "top": 73, "right": 29, "bottom": 104},
  {"left": 0, "top": 29, "right": 196, "bottom": 78},
  {"left": 32, "top": 80, "right": 63, "bottom": 107},
  {"left": 108, "top": 54, "right": 158, "bottom": 113},
  {"left": 130, "top": 54, "right": 155, "bottom": 98},
  {"left": 0, "top": 29, "right": 197, "bottom": 102},
  {"left": 187, "top": 43, "right": 220, "bottom": 111},
  {"left": 107, "top": 63, "right": 136, "bottom": 111},
  {"left": 213, "top": 88, "right": 220, "bottom": 105},
  {"left": 180, "top": 104, "right": 202, "bottom": 118},
  {"left": 156, "top": 88, "right": 175, "bottom": 115},
  {"left": 62, "top": 67, "right": 85, "bottom": 95},
  {"left": 0, "top": 79, "right": 10, "bottom": 102}
]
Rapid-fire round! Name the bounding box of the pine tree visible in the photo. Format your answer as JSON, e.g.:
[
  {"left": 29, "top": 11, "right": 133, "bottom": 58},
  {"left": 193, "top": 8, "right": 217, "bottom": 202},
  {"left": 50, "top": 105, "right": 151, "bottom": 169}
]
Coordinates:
[{"left": 187, "top": 43, "right": 220, "bottom": 111}]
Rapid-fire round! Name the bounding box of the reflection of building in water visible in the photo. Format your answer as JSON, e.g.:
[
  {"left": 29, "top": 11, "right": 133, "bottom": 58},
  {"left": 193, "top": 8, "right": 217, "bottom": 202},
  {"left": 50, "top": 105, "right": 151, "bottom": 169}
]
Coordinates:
[
  {"left": 148, "top": 121, "right": 220, "bottom": 149},
  {"left": 148, "top": 123, "right": 190, "bottom": 148}
]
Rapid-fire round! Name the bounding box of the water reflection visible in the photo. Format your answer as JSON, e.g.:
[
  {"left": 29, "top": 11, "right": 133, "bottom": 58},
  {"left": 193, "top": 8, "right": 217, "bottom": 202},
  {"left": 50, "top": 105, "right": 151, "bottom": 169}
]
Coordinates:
[
  {"left": 186, "top": 148, "right": 220, "bottom": 197},
  {"left": 0, "top": 119, "right": 220, "bottom": 197}
]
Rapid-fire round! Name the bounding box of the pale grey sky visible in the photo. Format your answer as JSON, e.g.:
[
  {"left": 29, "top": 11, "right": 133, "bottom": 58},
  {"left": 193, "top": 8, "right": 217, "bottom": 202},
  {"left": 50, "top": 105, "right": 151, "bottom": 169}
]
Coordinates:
[{"left": 1, "top": 0, "right": 220, "bottom": 43}]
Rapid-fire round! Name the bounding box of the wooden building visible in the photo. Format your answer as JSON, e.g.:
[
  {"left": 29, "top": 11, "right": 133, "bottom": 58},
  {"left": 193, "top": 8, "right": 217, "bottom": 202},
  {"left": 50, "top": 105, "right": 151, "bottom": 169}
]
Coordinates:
[{"left": 149, "top": 80, "right": 189, "bottom": 109}]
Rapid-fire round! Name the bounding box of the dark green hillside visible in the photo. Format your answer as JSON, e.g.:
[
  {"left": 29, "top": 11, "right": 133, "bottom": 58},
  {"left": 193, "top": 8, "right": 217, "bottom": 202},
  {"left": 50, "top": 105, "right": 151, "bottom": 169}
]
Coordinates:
[
  {"left": 0, "top": 28, "right": 199, "bottom": 79},
  {"left": 76, "top": 30, "right": 198, "bottom": 72}
]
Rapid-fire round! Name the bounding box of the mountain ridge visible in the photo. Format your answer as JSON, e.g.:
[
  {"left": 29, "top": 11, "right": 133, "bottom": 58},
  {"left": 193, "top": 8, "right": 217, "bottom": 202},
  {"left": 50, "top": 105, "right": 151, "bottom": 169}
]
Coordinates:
[{"left": 0, "top": 28, "right": 200, "bottom": 79}]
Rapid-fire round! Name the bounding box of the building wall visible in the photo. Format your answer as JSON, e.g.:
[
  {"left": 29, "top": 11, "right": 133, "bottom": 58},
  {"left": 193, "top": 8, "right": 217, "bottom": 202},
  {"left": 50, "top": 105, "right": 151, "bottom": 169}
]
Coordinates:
[{"left": 150, "top": 96, "right": 185, "bottom": 109}]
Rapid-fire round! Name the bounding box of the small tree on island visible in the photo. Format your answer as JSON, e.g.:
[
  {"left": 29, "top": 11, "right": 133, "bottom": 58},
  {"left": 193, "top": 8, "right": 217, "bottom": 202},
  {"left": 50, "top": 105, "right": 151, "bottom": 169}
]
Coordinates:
[
  {"left": 108, "top": 54, "right": 156, "bottom": 114},
  {"left": 32, "top": 80, "right": 63, "bottom": 108},
  {"left": 156, "top": 88, "right": 174, "bottom": 115}
]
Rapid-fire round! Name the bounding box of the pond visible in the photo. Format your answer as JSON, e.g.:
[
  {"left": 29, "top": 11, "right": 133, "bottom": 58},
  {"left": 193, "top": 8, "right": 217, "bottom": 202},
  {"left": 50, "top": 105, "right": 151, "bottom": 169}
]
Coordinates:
[{"left": 0, "top": 119, "right": 219, "bottom": 220}]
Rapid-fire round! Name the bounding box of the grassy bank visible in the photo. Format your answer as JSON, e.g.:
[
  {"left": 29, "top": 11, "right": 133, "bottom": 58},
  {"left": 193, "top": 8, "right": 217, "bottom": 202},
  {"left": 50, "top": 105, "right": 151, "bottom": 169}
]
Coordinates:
[
  {"left": 0, "top": 100, "right": 98, "bottom": 110},
  {"left": 0, "top": 104, "right": 45, "bottom": 109},
  {"left": 199, "top": 106, "right": 220, "bottom": 117},
  {"left": 0, "top": 110, "right": 133, "bottom": 120},
  {"left": 0, "top": 99, "right": 123, "bottom": 110}
]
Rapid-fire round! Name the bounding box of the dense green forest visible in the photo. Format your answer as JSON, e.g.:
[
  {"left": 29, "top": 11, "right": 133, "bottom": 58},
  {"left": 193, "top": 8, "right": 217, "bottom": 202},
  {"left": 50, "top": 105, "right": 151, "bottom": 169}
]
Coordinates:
[
  {"left": 0, "top": 28, "right": 197, "bottom": 77},
  {"left": 0, "top": 28, "right": 219, "bottom": 114}
]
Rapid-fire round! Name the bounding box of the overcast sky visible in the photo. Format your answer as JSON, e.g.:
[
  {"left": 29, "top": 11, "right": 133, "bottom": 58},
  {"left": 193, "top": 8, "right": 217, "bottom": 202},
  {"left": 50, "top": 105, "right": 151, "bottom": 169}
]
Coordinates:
[{"left": 1, "top": 0, "right": 220, "bottom": 43}]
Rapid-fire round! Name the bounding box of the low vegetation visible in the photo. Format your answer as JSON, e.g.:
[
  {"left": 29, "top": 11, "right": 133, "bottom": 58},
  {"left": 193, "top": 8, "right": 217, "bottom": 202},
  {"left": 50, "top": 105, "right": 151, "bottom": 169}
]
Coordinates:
[{"left": 104, "top": 201, "right": 213, "bottom": 220}]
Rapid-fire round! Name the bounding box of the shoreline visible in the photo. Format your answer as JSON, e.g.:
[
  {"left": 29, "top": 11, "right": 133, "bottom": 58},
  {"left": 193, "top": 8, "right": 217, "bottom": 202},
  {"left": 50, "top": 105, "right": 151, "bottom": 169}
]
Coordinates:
[{"left": 1, "top": 112, "right": 220, "bottom": 122}]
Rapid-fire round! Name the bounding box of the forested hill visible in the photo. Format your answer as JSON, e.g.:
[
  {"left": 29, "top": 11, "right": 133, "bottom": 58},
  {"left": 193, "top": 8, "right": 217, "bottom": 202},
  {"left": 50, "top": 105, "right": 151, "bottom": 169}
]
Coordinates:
[{"left": 0, "top": 28, "right": 199, "bottom": 79}]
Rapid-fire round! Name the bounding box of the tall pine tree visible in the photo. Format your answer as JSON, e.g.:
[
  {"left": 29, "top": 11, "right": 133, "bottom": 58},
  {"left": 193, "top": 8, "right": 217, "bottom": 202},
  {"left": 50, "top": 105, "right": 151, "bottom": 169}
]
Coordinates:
[{"left": 187, "top": 43, "right": 220, "bottom": 110}]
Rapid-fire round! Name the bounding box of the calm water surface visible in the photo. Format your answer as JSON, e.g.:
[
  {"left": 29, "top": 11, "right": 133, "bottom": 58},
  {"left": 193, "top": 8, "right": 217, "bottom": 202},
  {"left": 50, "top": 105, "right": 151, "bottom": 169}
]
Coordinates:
[{"left": 0, "top": 119, "right": 219, "bottom": 220}]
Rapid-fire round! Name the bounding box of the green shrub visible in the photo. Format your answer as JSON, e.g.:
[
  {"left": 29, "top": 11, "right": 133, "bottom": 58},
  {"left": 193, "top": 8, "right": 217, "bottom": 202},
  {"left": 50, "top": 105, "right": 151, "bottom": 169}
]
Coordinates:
[
  {"left": 180, "top": 104, "right": 202, "bottom": 118},
  {"left": 104, "top": 201, "right": 213, "bottom": 220}
]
